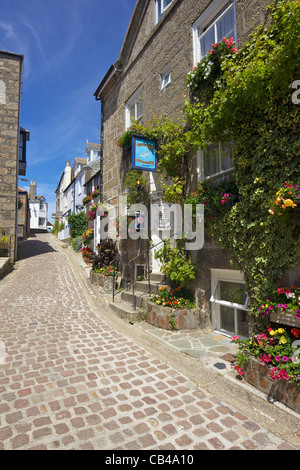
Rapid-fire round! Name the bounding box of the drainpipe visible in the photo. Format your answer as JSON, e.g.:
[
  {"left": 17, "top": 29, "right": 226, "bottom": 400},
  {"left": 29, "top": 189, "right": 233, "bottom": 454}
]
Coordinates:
[{"left": 95, "top": 96, "right": 103, "bottom": 204}]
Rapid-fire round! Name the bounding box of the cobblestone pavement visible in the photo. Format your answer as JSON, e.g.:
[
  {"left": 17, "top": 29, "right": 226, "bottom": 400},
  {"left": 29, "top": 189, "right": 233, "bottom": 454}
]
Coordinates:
[{"left": 0, "top": 234, "right": 299, "bottom": 451}]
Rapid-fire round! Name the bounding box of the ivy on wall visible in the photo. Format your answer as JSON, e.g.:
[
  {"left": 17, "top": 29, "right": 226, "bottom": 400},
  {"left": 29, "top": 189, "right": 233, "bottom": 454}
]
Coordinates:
[{"left": 116, "top": 1, "right": 300, "bottom": 325}]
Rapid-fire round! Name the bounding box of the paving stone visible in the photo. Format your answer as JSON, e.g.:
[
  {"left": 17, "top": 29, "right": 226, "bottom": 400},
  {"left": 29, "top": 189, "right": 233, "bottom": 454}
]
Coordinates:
[{"left": 0, "top": 234, "right": 298, "bottom": 451}]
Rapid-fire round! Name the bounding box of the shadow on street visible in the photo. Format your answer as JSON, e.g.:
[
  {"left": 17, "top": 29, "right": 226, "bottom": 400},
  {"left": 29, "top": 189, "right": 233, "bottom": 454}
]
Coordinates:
[{"left": 17, "top": 234, "right": 57, "bottom": 260}]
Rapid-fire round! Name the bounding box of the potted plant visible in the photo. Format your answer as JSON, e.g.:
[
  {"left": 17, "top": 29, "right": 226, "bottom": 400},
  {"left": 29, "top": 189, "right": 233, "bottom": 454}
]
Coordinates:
[
  {"left": 186, "top": 37, "right": 238, "bottom": 100},
  {"left": 92, "top": 189, "right": 100, "bottom": 199},
  {"left": 18, "top": 197, "right": 24, "bottom": 210},
  {"left": 232, "top": 326, "right": 300, "bottom": 412},
  {"left": 258, "top": 285, "right": 300, "bottom": 328},
  {"left": 82, "top": 195, "right": 92, "bottom": 206},
  {"left": 82, "top": 228, "right": 94, "bottom": 245},
  {"left": 0, "top": 235, "right": 11, "bottom": 257},
  {"left": 148, "top": 285, "right": 198, "bottom": 330}
]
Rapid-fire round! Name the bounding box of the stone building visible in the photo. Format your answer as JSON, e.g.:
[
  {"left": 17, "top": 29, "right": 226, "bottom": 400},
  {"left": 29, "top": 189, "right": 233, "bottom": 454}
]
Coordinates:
[
  {"left": 0, "top": 50, "right": 26, "bottom": 262},
  {"left": 93, "top": 0, "right": 288, "bottom": 336},
  {"left": 17, "top": 187, "right": 30, "bottom": 240},
  {"left": 29, "top": 181, "right": 48, "bottom": 232}
]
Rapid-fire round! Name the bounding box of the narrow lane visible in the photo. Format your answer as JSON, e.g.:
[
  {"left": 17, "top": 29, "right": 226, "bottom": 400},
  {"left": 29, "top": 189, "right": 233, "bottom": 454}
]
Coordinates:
[{"left": 0, "top": 234, "right": 298, "bottom": 450}]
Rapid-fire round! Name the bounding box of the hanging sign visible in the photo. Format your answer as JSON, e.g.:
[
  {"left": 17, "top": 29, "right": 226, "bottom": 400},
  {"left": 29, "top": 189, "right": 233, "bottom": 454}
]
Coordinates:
[{"left": 132, "top": 135, "right": 158, "bottom": 172}]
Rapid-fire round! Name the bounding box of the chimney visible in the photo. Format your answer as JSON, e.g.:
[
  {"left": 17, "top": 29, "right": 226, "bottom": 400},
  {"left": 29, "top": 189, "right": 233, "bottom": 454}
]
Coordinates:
[{"left": 29, "top": 181, "right": 36, "bottom": 201}]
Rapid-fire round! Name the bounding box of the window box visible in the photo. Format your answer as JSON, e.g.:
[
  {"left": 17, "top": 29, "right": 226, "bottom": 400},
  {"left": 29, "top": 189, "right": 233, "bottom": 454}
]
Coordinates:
[
  {"left": 193, "top": 1, "right": 237, "bottom": 65},
  {"left": 270, "top": 310, "right": 300, "bottom": 329},
  {"left": 241, "top": 357, "right": 300, "bottom": 414}
]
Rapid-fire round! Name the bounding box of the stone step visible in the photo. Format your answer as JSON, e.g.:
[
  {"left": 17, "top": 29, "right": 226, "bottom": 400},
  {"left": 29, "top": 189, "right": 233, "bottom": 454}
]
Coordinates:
[
  {"left": 150, "top": 272, "right": 165, "bottom": 282},
  {"left": 121, "top": 289, "right": 152, "bottom": 309},
  {"left": 133, "top": 279, "right": 160, "bottom": 294},
  {"left": 108, "top": 300, "right": 141, "bottom": 324}
]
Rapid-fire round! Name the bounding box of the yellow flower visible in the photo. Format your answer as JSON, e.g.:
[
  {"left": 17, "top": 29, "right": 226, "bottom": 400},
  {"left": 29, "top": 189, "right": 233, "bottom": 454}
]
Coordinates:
[
  {"left": 279, "top": 337, "right": 287, "bottom": 344},
  {"left": 269, "top": 330, "right": 276, "bottom": 336},
  {"left": 278, "top": 328, "right": 285, "bottom": 334},
  {"left": 284, "top": 199, "right": 294, "bottom": 207}
]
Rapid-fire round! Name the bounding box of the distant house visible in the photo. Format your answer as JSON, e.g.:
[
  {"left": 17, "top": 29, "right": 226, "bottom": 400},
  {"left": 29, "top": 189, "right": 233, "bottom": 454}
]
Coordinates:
[
  {"left": 54, "top": 142, "right": 101, "bottom": 240},
  {"left": 17, "top": 187, "right": 30, "bottom": 239},
  {"left": 0, "top": 50, "right": 28, "bottom": 262},
  {"left": 29, "top": 181, "right": 48, "bottom": 231}
]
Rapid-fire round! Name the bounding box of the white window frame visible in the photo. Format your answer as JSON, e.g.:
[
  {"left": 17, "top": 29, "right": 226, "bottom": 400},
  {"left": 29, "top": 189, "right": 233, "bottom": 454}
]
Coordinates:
[
  {"left": 125, "top": 86, "right": 143, "bottom": 129},
  {"left": 210, "top": 269, "right": 249, "bottom": 338},
  {"left": 192, "top": 0, "right": 237, "bottom": 66},
  {"left": 156, "top": 0, "right": 173, "bottom": 23},
  {"left": 196, "top": 142, "right": 234, "bottom": 183},
  {"left": 160, "top": 70, "right": 171, "bottom": 90}
]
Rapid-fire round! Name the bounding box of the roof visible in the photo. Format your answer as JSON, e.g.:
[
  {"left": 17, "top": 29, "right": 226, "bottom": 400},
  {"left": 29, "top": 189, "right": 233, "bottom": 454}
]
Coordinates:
[
  {"left": 74, "top": 157, "right": 87, "bottom": 165},
  {"left": 94, "top": 0, "right": 149, "bottom": 99}
]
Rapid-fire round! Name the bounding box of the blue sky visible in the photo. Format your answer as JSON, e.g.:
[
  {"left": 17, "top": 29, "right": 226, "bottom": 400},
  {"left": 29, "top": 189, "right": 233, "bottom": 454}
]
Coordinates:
[{"left": 0, "top": 0, "right": 137, "bottom": 222}]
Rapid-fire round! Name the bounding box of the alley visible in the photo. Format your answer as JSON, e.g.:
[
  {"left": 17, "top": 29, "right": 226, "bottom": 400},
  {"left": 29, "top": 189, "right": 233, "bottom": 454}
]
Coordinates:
[{"left": 0, "top": 233, "right": 299, "bottom": 451}]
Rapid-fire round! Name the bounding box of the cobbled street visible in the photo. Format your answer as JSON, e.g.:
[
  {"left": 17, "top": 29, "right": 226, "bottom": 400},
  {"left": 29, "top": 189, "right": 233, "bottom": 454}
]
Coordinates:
[{"left": 0, "top": 233, "right": 299, "bottom": 451}]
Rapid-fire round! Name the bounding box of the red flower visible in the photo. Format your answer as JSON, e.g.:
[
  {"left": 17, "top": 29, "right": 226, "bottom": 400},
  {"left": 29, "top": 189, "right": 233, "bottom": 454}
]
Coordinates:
[{"left": 291, "top": 328, "right": 300, "bottom": 338}]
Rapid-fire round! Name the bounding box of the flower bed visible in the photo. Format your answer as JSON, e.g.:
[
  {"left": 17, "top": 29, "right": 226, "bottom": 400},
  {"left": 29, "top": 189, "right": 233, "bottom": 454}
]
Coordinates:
[
  {"left": 147, "top": 286, "right": 199, "bottom": 330},
  {"left": 258, "top": 285, "right": 300, "bottom": 326},
  {"left": 233, "top": 326, "right": 300, "bottom": 386}
]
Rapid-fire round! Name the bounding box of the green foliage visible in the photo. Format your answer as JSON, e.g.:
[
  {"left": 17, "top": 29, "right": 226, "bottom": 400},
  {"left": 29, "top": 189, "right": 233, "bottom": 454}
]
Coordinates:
[
  {"left": 185, "top": 178, "right": 239, "bottom": 227},
  {"left": 116, "top": 1, "right": 300, "bottom": 328},
  {"left": 186, "top": 37, "right": 238, "bottom": 100},
  {"left": 92, "top": 239, "right": 119, "bottom": 271},
  {"left": 184, "top": 0, "right": 300, "bottom": 320},
  {"left": 232, "top": 326, "right": 300, "bottom": 384},
  {"left": 124, "top": 168, "right": 150, "bottom": 206},
  {"left": 68, "top": 212, "right": 87, "bottom": 238},
  {"left": 69, "top": 236, "right": 83, "bottom": 253},
  {"left": 154, "top": 239, "right": 196, "bottom": 287}
]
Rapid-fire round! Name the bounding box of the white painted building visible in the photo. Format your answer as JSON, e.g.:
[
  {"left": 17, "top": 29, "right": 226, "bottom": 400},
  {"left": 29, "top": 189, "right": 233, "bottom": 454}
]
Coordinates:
[{"left": 29, "top": 181, "right": 48, "bottom": 230}]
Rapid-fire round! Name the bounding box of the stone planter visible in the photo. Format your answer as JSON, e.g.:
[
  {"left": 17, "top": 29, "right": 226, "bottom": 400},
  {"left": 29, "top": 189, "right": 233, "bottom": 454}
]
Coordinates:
[
  {"left": 90, "top": 271, "right": 115, "bottom": 292},
  {"left": 0, "top": 248, "right": 9, "bottom": 257},
  {"left": 242, "top": 357, "right": 300, "bottom": 414},
  {"left": 270, "top": 310, "right": 300, "bottom": 328},
  {"left": 147, "top": 301, "right": 200, "bottom": 330}
]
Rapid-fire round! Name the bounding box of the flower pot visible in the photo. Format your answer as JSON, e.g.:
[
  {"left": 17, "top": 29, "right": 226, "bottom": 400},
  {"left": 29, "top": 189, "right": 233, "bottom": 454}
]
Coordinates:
[
  {"left": 242, "top": 357, "right": 300, "bottom": 414},
  {"left": 270, "top": 310, "right": 300, "bottom": 328}
]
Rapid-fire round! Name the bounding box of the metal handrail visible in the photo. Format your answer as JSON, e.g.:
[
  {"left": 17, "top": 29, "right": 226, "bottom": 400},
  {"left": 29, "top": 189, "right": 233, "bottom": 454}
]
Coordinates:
[{"left": 111, "top": 232, "right": 179, "bottom": 310}]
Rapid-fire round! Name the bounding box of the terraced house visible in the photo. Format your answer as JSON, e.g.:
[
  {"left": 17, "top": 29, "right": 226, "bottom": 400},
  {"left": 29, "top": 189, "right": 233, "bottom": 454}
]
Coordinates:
[
  {"left": 0, "top": 50, "right": 29, "bottom": 266},
  {"left": 93, "top": 0, "right": 299, "bottom": 337}
]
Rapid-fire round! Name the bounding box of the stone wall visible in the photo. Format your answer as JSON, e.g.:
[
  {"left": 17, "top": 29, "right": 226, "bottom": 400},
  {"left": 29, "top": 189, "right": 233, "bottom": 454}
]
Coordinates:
[
  {"left": 97, "top": 0, "right": 283, "bottom": 331},
  {"left": 99, "top": 0, "right": 273, "bottom": 207},
  {"left": 0, "top": 51, "right": 23, "bottom": 262}
]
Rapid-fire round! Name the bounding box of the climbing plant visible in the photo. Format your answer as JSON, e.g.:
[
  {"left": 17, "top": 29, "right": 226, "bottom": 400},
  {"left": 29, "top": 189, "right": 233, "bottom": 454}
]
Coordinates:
[{"left": 183, "top": 0, "right": 300, "bottom": 322}]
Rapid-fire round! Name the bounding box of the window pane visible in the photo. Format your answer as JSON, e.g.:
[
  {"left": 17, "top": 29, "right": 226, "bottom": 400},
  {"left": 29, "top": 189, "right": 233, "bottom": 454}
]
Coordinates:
[
  {"left": 220, "top": 305, "right": 234, "bottom": 332},
  {"left": 136, "top": 99, "right": 143, "bottom": 121},
  {"left": 203, "top": 143, "right": 219, "bottom": 178},
  {"left": 237, "top": 310, "right": 249, "bottom": 337},
  {"left": 163, "top": 0, "right": 172, "bottom": 9},
  {"left": 220, "top": 142, "right": 233, "bottom": 172},
  {"left": 219, "top": 281, "right": 247, "bottom": 306},
  {"left": 129, "top": 102, "right": 135, "bottom": 122},
  {"left": 216, "top": 6, "right": 235, "bottom": 42},
  {"left": 200, "top": 26, "right": 215, "bottom": 57}
]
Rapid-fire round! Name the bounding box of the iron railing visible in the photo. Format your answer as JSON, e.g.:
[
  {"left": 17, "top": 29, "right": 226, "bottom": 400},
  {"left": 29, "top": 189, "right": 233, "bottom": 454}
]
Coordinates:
[{"left": 110, "top": 233, "right": 178, "bottom": 311}]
